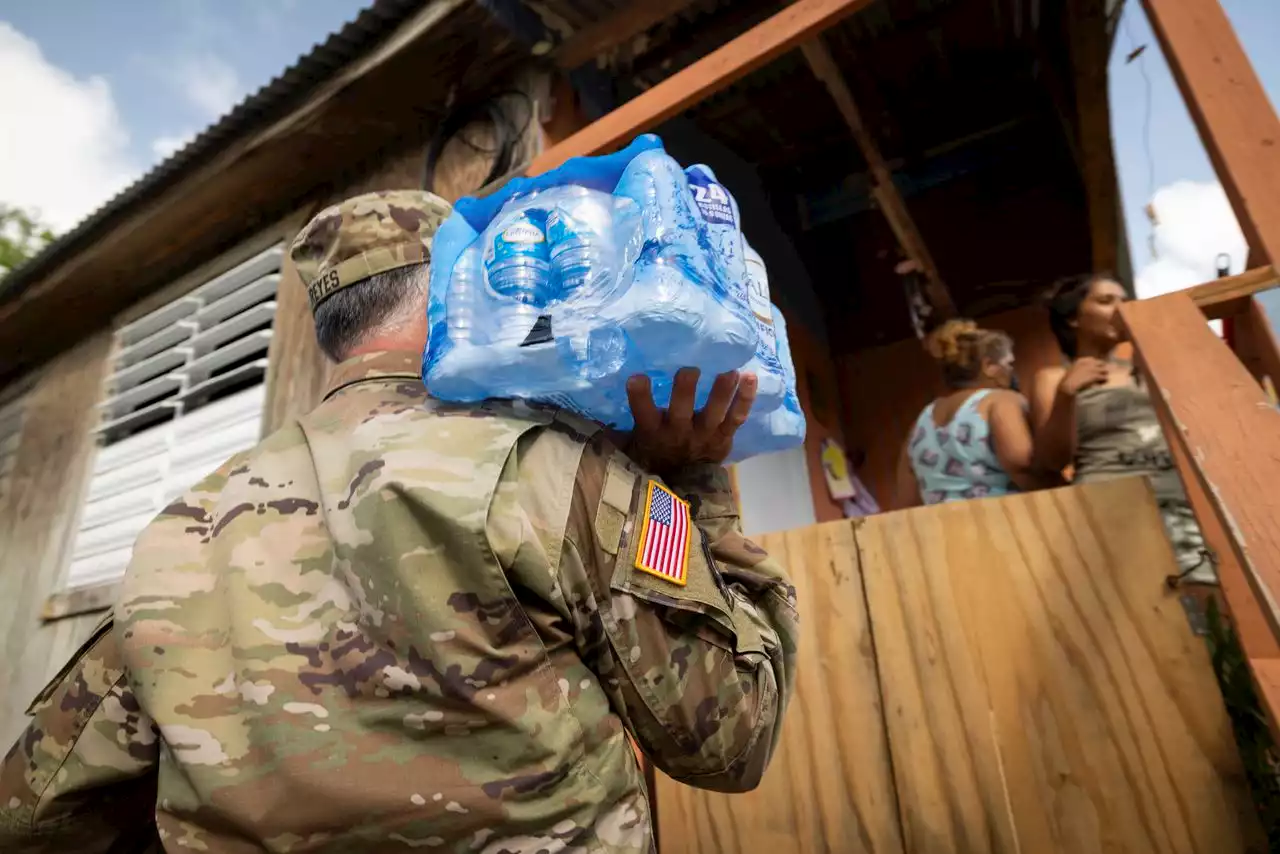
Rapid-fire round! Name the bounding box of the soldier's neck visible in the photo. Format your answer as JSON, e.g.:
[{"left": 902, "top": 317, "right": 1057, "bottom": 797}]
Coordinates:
[{"left": 349, "top": 313, "right": 429, "bottom": 359}]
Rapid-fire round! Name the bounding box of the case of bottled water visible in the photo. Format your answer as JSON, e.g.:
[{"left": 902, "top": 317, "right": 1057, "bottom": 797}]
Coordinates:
[
  {"left": 727, "top": 304, "right": 807, "bottom": 462},
  {"left": 423, "top": 133, "right": 805, "bottom": 460}
]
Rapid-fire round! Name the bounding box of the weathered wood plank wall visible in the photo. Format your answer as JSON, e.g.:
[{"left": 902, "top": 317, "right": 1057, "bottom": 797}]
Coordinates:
[
  {"left": 0, "top": 334, "right": 114, "bottom": 745},
  {"left": 657, "top": 478, "right": 1264, "bottom": 853},
  {"left": 657, "top": 521, "right": 903, "bottom": 853}
]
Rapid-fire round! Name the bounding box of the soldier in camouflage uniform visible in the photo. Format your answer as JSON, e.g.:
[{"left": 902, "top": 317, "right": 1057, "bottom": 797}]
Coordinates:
[{"left": 0, "top": 190, "right": 799, "bottom": 853}]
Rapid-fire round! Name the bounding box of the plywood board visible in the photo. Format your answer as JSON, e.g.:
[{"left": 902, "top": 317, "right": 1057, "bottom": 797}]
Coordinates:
[
  {"left": 859, "top": 478, "right": 1264, "bottom": 853},
  {"left": 656, "top": 521, "right": 904, "bottom": 854}
]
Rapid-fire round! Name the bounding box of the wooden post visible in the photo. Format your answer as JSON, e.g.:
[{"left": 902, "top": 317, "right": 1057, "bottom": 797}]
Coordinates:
[
  {"left": 800, "top": 37, "right": 956, "bottom": 319},
  {"left": 528, "top": 0, "right": 876, "bottom": 174},
  {"left": 1141, "top": 0, "right": 1280, "bottom": 268},
  {"left": 1186, "top": 265, "right": 1279, "bottom": 319},
  {"left": 1067, "top": 0, "right": 1122, "bottom": 273},
  {"left": 1121, "top": 293, "right": 1280, "bottom": 645}
]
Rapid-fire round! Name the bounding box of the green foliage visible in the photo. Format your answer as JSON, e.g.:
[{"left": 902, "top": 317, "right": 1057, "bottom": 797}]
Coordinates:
[
  {"left": 1205, "top": 598, "right": 1280, "bottom": 849},
  {"left": 0, "top": 205, "right": 56, "bottom": 278}
]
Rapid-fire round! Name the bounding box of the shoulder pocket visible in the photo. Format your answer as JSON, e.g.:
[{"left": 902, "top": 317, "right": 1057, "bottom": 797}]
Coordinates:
[
  {"left": 25, "top": 613, "right": 116, "bottom": 716},
  {"left": 609, "top": 477, "right": 755, "bottom": 651}
]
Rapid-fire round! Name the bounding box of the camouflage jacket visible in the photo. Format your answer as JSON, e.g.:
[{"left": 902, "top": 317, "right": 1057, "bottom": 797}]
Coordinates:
[{"left": 0, "top": 351, "right": 798, "bottom": 853}]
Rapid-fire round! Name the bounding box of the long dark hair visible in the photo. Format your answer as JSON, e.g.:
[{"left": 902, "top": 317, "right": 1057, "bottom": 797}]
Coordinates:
[{"left": 1046, "top": 272, "right": 1114, "bottom": 359}]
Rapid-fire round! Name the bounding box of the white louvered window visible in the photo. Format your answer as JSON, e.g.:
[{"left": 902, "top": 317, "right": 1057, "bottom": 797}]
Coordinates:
[
  {"left": 0, "top": 388, "right": 28, "bottom": 507},
  {"left": 66, "top": 244, "right": 283, "bottom": 590}
]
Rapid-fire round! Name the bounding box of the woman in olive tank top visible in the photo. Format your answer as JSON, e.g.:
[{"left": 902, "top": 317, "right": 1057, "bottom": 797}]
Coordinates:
[{"left": 1028, "top": 274, "right": 1212, "bottom": 584}]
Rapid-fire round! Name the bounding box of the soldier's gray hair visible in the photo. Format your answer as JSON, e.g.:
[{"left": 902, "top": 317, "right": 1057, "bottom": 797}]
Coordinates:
[{"left": 313, "top": 261, "right": 428, "bottom": 361}]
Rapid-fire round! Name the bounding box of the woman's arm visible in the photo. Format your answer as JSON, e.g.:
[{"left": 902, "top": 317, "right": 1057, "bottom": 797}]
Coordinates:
[
  {"left": 1030, "top": 366, "right": 1076, "bottom": 473},
  {"left": 989, "top": 391, "right": 1064, "bottom": 492},
  {"left": 893, "top": 441, "right": 923, "bottom": 509},
  {"left": 1029, "top": 359, "right": 1110, "bottom": 472}
]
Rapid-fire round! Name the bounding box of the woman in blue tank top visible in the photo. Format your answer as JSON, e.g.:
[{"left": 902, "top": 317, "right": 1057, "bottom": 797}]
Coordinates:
[{"left": 895, "top": 320, "right": 1060, "bottom": 506}]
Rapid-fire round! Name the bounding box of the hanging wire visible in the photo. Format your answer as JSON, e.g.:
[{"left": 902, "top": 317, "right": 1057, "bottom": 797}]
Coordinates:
[
  {"left": 421, "top": 89, "right": 536, "bottom": 193},
  {"left": 1122, "top": 6, "right": 1157, "bottom": 205}
]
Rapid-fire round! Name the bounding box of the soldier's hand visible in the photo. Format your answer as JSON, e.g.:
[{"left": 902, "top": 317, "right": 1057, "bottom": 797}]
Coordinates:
[{"left": 625, "top": 367, "right": 757, "bottom": 474}]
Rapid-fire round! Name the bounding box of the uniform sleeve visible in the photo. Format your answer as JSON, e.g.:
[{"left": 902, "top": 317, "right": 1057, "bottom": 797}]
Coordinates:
[
  {"left": 557, "top": 434, "right": 799, "bottom": 792},
  {"left": 0, "top": 617, "right": 162, "bottom": 853}
]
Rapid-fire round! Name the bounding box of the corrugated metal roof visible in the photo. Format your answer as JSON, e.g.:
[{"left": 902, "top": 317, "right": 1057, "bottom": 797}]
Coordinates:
[{"left": 0, "top": 0, "right": 427, "bottom": 306}]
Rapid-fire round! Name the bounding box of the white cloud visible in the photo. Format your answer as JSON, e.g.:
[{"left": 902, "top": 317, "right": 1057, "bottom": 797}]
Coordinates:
[
  {"left": 1135, "top": 180, "right": 1248, "bottom": 299},
  {"left": 0, "top": 23, "right": 139, "bottom": 232},
  {"left": 151, "top": 131, "right": 196, "bottom": 160},
  {"left": 173, "top": 54, "right": 243, "bottom": 119}
]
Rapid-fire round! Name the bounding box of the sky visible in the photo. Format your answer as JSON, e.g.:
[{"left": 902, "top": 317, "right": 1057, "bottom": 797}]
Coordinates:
[
  {"left": 0, "top": 0, "right": 361, "bottom": 232},
  {"left": 1108, "top": 0, "right": 1279, "bottom": 297},
  {"left": 0, "top": 0, "right": 1277, "bottom": 295}
]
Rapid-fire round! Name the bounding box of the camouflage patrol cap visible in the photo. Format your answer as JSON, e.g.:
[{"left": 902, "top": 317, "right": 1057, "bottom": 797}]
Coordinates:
[{"left": 291, "top": 190, "right": 452, "bottom": 311}]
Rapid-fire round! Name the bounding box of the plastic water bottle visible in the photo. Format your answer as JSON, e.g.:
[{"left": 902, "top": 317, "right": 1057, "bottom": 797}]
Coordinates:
[
  {"left": 740, "top": 244, "right": 785, "bottom": 413},
  {"left": 485, "top": 209, "right": 552, "bottom": 345},
  {"left": 446, "top": 245, "right": 484, "bottom": 345},
  {"left": 729, "top": 304, "right": 807, "bottom": 461},
  {"left": 610, "top": 152, "right": 757, "bottom": 374},
  {"left": 548, "top": 188, "right": 615, "bottom": 302},
  {"left": 685, "top": 164, "right": 749, "bottom": 308}
]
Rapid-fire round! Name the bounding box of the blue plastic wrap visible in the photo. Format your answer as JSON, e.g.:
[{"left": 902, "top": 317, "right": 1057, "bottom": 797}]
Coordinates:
[
  {"left": 728, "top": 304, "right": 807, "bottom": 462},
  {"left": 423, "top": 133, "right": 803, "bottom": 459}
]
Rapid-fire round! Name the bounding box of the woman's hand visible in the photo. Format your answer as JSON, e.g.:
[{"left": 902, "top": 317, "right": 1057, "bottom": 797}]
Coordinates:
[
  {"left": 1057, "top": 357, "right": 1109, "bottom": 398},
  {"left": 625, "top": 367, "right": 757, "bottom": 474}
]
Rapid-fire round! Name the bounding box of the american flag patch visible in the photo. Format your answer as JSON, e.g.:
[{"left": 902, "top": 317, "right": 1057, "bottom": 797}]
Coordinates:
[{"left": 635, "top": 481, "right": 691, "bottom": 585}]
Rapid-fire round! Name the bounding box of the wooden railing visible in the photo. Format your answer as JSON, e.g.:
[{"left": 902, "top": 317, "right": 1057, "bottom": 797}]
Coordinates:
[{"left": 1121, "top": 266, "right": 1280, "bottom": 730}]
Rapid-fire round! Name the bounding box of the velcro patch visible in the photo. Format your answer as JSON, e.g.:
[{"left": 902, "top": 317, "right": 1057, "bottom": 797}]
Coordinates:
[{"left": 595, "top": 460, "right": 636, "bottom": 555}]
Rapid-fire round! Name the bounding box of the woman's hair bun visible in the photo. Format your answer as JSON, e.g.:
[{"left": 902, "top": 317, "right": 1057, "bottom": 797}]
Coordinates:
[{"left": 924, "top": 319, "right": 979, "bottom": 365}]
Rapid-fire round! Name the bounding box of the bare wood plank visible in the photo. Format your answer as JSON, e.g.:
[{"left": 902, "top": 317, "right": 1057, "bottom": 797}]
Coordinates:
[
  {"left": 262, "top": 204, "right": 333, "bottom": 437},
  {"left": 1149, "top": 363, "right": 1280, "bottom": 741},
  {"left": 1187, "top": 266, "right": 1279, "bottom": 320},
  {"left": 859, "top": 480, "right": 1263, "bottom": 852},
  {"left": 1121, "top": 292, "right": 1280, "bottom": 643},
  {"left": 1141, "top": 0, "right": 1280, "bottom": 267},
  {"left": 800, "top": 37, "right": 955, "bottom": 318},
  {"left": 554, "top": 0, "right": 696, "bottom": 70},
  {"left": 857, "top": 502, "right": 1023, "bottom": 853},
  {"left": 656, "top": 521, "right": 904, "bottom": 854},
  {"left": 528, "top": 0, "right": 876, "bottom": 175},
  {"left": 0, "top": 332, "right": 113, "bottom": 746},
  {"left": 1156, "top": 391, "right": 1280, "bottom": 660},
  {"left": 41, "top": 581, "right": 120, "bottom": 622}
]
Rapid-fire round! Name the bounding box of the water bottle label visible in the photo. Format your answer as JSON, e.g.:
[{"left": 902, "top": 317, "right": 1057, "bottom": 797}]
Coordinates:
[
  {"left": 745, "top": 256, "right": 772, "bottom": 322},
  {"left": 487, "top": 214, "right": 549, "bottom": 268},
  {"left": 497, "top": 222, "right": 545, "bottom": 252},
  {"left": 757, "top": 316, "right": 779, "bottom": 357},
  {"left": 687, "top": 171, "right": 735, "bottom": 226}
]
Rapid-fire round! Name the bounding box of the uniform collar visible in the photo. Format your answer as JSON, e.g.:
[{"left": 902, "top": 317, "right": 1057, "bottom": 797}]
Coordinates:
[{"left": 323, "top": 351, "right": 423, "bottom": 400}]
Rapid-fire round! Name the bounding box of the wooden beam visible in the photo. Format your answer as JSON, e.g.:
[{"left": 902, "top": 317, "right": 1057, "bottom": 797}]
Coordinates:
[
  {"left": 1121, "top": 292, "right": 1280, "bottom": 648},
  {"left": 1186, "top": 265, "right": 1279, "bottom": 320},
  {"left": 1232, "top": 296, "right": 1280, "bottom": 394},
  {"left": 800, "top": 37, "right": 956, "bottom": 319},
  {"left": 528, "top": 0, "right": 876, "bottom": 175},
  {"left": 1141, "top": 0, "right": 1280, "bottom": 268},
  {"left": 553, "top": 0, "right": 696, "bottom": 70},
  {"left": 1151, "top": 361, "right": 1280, "bottom": 666},
  {"left": 1066, "top": 0, "right": 1122, "bottom": 273}
]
